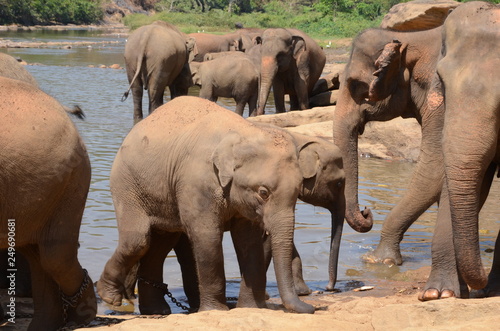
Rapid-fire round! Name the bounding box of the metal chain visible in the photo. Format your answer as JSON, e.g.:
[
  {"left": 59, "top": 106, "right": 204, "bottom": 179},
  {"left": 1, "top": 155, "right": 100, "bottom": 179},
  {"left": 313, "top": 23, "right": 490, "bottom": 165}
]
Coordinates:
[
  {"left": 60, "top": 268, "right": 91, "bottom": 325},
  {"left": 137, "top": 277, "right": 195, "bottom": 312}
]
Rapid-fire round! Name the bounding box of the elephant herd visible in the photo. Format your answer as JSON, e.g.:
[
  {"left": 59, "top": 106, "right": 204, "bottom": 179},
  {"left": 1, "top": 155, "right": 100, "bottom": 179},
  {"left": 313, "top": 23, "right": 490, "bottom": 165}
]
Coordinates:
[
  {"left": 1, "top": 1, "right": 499, "bottom": 330},
  {"left": 122, "top": 21, "right": 326, "bottom": 121}
]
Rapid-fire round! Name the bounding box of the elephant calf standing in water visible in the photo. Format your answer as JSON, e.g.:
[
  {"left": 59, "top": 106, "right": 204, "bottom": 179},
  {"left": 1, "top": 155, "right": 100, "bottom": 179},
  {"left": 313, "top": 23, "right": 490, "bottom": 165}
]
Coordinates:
[
  {"left": 189, "top": 54, "right": 260, "bottom": 117},
  {"left": 98, "top": 96, "right": 315, "bottom": 314},
  {"left": 0, "top": 77, "right": 96, "bottom": 330}
]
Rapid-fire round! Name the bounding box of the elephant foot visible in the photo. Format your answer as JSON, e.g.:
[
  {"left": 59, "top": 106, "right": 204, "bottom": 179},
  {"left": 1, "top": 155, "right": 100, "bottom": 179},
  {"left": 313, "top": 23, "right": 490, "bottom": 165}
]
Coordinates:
[
  {"left": 282, "top": 297, "right": 315, "bottom": 314},
  {"left": 139, "top": 303, "right": 172, "bottom": 315},
  {"left": 418, "top": 288, "right": 456, "bottom": 301},
  {"left": 198, "top": 301, "right": 230, "bottom": 312},
  {"left": 295, "top": 281, "right": 312, "bottom": 296},
  {"left": 64, "top": 270, "right": 97, "bottom": 326},
  {"left": 96, "top": 276, "right": 125, "bottom": 306},
  {"left": 418, "top": 266, "right": 467, "bottom": 301},
  {"left": 471, "top": 281, "right": 500, "bottom": 298},
  {"left": 362, "top": 242, "right": 403, "bottom": 266}
]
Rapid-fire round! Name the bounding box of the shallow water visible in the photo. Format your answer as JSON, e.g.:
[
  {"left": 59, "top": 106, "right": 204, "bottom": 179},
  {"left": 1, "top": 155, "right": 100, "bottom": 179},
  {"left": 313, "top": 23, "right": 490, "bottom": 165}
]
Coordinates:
[{"left": 1, "top": 29, "right": 499, "bottom": 315}]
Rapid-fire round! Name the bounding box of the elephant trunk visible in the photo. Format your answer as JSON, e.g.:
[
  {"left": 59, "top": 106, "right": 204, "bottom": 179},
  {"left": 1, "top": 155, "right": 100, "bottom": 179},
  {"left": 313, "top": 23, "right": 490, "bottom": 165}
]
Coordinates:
[
  {"left": 332, "top": 104, "right": 373, "bottom": 233},
  {"left": 326, "top": 196, "right": 345, "bottom": 291},
  {"left": 268, "top": 213, "right": 314, "bottom": 314},
  {"left": 257, "top": 56, "right": 278, "bottom": 115},
  {"left": 443, "top": 120, "right": 489, "bottom": 290}
]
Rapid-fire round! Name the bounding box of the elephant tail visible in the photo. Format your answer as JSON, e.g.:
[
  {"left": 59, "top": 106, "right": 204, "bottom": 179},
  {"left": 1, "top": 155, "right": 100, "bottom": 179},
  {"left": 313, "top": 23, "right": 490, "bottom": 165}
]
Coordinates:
[
  {"left": 64, "top": 105, "right": 85, "bottom": 120},
  {"left": 122, "top": 50, "right": 146, "bottom": 102}
]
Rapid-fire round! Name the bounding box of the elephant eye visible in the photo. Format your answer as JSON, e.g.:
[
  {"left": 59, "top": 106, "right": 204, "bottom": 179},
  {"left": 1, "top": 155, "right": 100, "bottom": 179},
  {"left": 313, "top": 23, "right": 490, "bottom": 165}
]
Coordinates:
[
  {"left": 258, "top": 187, "right": 270, "bottom": 201},
  {"left": 348, "top": 78, "right": 369, "bottom": 101}
]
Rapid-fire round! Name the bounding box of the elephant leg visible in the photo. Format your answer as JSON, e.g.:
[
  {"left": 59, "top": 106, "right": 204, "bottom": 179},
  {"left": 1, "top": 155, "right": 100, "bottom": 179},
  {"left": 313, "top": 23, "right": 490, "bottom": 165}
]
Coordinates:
[
  {"left": 262, "top": 234, "right": 310, "bottom": 296},
  {"left": 230, "top": 218, "right": 267, "bottom": 308},
  {"left": 147, "top": 72, "right": 170, "bottom": 114},
  {"left": 21, "top": 245, "right": 64, "bottom": 331},
  {"left": 234, "top": 98, "right": 246, "bottom": 116},
  {"left": 290, "top": 246, "right": 311, "bottom": 295},
  {"left": 248, "top": 93, "right": 258, "bottom": 117},
  {"left": 97, "top": 208, "right": 152, "bottom": 307},
  {"left": 273, "top": 79, "right": 286, "bottom": 113},
  {"left": 184, "top": 220, "right": 227, "bottom": 311},
  {"left": 419, "top": 184, "right": 466, "bottom": 301},
  {"left": 364, "top": 103, "right": 445, "bottom": 266},
  {"left": 420, "top": 162, "right": 496, "bottom": 300},
  {"left": 174, "top": 233, "right": 200, "bottom": 310},
  {"left": 130, "top": 78, "right": 144, "bottom": 124},
  {"left": 483, "top": 228, "right": 500, "bottom": 297},
  {"left": 292, "top": 76, "right": 309, "bottom": 110},
  {"left": 137, "top": 231, "right": 181, "bottom": 315}
]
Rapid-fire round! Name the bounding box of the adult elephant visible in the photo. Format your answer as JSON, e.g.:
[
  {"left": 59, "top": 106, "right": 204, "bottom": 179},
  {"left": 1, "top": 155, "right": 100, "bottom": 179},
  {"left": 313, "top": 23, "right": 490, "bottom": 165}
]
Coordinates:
[
  {"left": 332, "top": 27, "right": 446, "bottom": 261},
  {"left": 188, "top": 32, "right": 244, "bottom": 62},
  {"left": 440, "top": 1, "right": 500, "bottom": 296},
  {"left": 123, "top": 129, "right": 347, "bottom": 315},
  {"left": 97, "top": 96, "right": 315, "bottom": 314},
  {"left": 0, "top": 77, "right": 96, "bottom": 330},
  {"left": 256, "top": 28, "right": 325, "bottom": 116},
  {"left": 122, "top": 21, "right": 197, "bottom": 124}
]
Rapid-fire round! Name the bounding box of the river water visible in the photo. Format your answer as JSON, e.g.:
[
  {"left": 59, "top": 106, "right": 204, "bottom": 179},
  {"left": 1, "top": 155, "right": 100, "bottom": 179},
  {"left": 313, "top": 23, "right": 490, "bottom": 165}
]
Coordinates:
[{"left": 1, "top": 28, "right": 499, "bottom": 314}]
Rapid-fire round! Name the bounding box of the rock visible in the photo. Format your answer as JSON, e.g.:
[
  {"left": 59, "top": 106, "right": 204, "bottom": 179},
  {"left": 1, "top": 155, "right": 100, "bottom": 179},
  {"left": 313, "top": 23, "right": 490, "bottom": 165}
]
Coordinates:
[
  {"left": 309, "top": 90, "right": 339, "bottom": 107},
  {"left": 380, "top": 0, "right": 460, "bottom": 31},
  {"left": 99, "top": 65, "right": 107, "bottom": 68},
  {"left": 247, "top": 106, "right": 422, "bottom": 161},
  {"left": 109, "top": 64, "right": 121, "bottom": 69},
  {"left": 247, "top": 107, "right": 334, "bottom": 128}
]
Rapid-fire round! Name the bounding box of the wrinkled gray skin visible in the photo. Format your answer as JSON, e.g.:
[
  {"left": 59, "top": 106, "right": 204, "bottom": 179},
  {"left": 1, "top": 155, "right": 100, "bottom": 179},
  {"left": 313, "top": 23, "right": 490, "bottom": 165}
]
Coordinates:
[
  {"left": 439, "top": 1, "right": 500, "bottom": 298},
  {"left": 97, "top": 96, "right": 315, "bottom": 315},
  {"left": 332, "top": 27, "right": 445, "bottom": 264},
  {"left": 190, "top": 54, "right": 259, "bottom": 116},
  {"left": 122, "top": 21, "right": 196, "bottom": 124},
  {"left": 257, "top": 28, "right": 326, "bottom": 115},
  {"left": 188, "top": 32, "right": 245, "bottom": 62},
  {"left": 124, "top": 130, "right": 346, "bottom": 314},
  {"left": 0, "top": 77, "right": 96, "bottom": 331}
]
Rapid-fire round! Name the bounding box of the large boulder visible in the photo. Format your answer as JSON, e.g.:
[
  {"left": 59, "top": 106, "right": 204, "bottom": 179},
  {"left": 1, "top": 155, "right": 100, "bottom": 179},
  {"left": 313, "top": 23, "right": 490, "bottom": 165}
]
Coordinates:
[{"left": 380, "top": 0, "right": 460, "bottom": 31}]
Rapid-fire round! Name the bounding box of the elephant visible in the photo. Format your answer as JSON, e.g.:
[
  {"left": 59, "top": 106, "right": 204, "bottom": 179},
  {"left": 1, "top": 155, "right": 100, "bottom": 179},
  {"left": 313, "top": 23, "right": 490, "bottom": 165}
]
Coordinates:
[
  {"left": 438, "top": 2, "right": 500, "bottom": 297},
  {"left": 122, "top": 21, "right": 197, "bottom": 124},
  {"left": 97, "top": 96, "right": 315, "bottom": 315},
  {"left": 189, "top": 54, "right": 259, "bottom": 116},
  {"left": 0, "top": 76, "right": 96, "bottom": 330},
  {"left": 332, "top": 26, "right": 446, "bottom": 266},
  {"left": 188, "top": 32, "right": 244, "bottom": 62},
  {"left": 256, "top": 28, "right": 326, "bottom": 115},
  {"left": 0, "top": 52, "right": 84, "bottom": 119},
  {"left": 122, "top": 129, "right": 347, "bottom": 314}
]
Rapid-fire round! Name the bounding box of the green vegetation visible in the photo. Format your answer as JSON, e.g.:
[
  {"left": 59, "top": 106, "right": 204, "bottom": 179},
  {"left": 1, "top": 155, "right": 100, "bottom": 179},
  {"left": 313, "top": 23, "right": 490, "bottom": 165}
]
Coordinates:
[
  {"left": 2, "top": 0, "right": 500, "bottom": 39},
  {"left": 0, "top": 0, "right": 103, "bottom": 25}
]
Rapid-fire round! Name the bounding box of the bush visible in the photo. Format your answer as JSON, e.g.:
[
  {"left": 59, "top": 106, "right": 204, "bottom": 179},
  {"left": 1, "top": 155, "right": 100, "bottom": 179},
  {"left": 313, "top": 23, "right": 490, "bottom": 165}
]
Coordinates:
[{"left": 0, "top": 0, "right": 103, "bottom": 25}]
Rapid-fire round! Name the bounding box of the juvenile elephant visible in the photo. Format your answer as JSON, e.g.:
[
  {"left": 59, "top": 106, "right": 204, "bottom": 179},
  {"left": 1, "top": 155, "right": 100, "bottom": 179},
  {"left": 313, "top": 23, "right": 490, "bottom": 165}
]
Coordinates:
[
  {"left": 332, "top": 27, "right": 446, "bottom": 266},
  {"left": 438, "top": 2, "right": 500, "bottom": 297},
  {"left": 122, "top": 21, "right": 196, "bottom": 124},
  {"left": 0, "top": 77, "right": 96, "bottom": 330},
  {"left": 188, "top": 32, "right": 243, "bottom": 62},
  {"left": 124, "top": 130, "right": 346, "bottom": 314},
  {"left": 189, "top": 54, "right": 259, "bottom": 116},
  {"left": 257, "top": 28, "right": 326, "bottom": 115},
  {"left": 97, "top": 96, "right": 315, "bottom": 314}
]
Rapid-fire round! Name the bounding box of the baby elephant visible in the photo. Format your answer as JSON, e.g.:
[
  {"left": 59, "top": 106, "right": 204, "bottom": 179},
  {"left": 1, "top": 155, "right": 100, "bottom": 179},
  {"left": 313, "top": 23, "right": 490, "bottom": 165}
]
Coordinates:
[
  {"left": 97, "top": 96, "right": 315, "bottom": 314},
  {"left": 189, "top": 54, "right": 259, "bottom": 116}
]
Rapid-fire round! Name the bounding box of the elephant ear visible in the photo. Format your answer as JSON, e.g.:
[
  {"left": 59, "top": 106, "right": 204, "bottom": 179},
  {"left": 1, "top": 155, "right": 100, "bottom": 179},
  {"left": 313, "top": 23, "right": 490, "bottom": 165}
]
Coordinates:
[
  {"left": 368, "top": 40, "right": 406, "bottom": 102},
  {"left": 212, "top": 132, "right": 242, "bottom": 188},
  {"left": 298, "top": 141, "right": 320, "bottom": 179},
  {"left": 291, "top": 36, "right": 306, "bottom": 60},
  {"left": 186, "top": 37, "right": 198, "bottom": 62}
]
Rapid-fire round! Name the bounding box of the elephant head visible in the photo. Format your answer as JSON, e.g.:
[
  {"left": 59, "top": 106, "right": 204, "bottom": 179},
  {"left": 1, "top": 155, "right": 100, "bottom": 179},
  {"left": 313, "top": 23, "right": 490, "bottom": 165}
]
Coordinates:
[
  {"left": 331, "top": 28, "right": 444, "bottom": 234},
  {"left": 257, "top": 28, "right": 306, "bottom": 114},
  {"left": 212, "top": 127, "right": 314, "bottom": 314},
  {"left": 296, "top": 136, "right": 345, "bottom": 290},
  {"left": 186, "top": 36, "right": 198, "bottom": 63}
]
